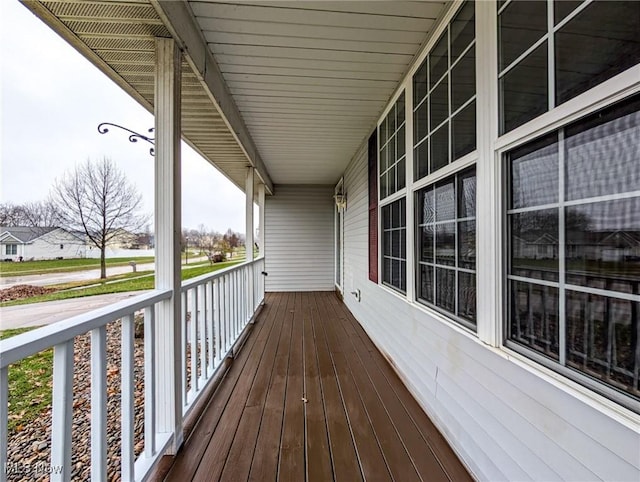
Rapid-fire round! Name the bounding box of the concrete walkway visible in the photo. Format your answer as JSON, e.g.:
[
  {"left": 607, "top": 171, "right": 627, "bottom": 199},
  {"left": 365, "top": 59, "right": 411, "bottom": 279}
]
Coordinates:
[{"left": 0, "top": 291, "right": 147, "bottom": 330}]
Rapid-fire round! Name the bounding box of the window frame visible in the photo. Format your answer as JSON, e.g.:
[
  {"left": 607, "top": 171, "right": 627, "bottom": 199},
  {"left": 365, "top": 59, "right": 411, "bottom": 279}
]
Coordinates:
[
  {"left": 502, "top": 95, "right": 640, "bottom": 412},
  {"left": 5, "top": 244, "right": 17, "bottom": 255}
]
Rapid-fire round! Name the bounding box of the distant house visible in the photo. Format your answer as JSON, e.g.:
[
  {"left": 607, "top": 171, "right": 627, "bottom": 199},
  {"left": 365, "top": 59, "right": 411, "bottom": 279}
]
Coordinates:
[{"left": 0, "top": 226, "right": 86, "bottom": 261}]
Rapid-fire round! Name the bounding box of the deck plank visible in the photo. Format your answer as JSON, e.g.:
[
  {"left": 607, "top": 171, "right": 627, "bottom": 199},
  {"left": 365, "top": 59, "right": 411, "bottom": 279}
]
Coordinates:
[
  {"left": 330, "top": 294, "right": 473, "bottom": 482},
  {"left": 248, "top": 292, "right": 295, "bottom": 482},
  {"left": 311, "top": 292, "right": 363, "bottom": 482},
  {"left": 191, "top": 292, "right": 286, "bottom": 481},
  {"left": 165, "top": 293, "right": 280, "bottom": 480},
  {"left": 302, "top": 292, "right": 333, "bottom": 482},
  {"left": 164, "top": 292, "right": 472, "bottom": 482},
  {"left": 277, "top": 293, "right": 306, "bottom": 482}
]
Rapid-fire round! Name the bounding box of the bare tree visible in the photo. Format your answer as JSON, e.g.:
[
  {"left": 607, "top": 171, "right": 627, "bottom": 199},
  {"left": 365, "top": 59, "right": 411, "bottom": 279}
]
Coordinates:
[{"left": 50, "top": 158, "right": 148, "bottom": 278}]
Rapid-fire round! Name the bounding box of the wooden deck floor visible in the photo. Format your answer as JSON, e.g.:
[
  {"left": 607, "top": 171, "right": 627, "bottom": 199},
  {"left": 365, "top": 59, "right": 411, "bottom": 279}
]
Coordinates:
[{"left": 165, "top": 291, "right": 472, "bottom": 482}]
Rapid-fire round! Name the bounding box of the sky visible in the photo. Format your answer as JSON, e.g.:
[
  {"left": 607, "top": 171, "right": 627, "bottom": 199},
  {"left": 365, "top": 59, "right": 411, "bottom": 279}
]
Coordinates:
[{"left": 0, "top": 0, "right": 247, "bottom": 234}]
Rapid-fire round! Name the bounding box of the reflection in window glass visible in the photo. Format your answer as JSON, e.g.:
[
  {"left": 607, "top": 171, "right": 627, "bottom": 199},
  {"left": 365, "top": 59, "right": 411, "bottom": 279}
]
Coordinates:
[
  {"left": 506, "top": 94, "right": 640, "bottom": 404},
  {"left": 452, "top": 101, "right": 476, "bottom": 160},
  {"left": 417, "top": 167, "right": 477, "bottom": 329}
]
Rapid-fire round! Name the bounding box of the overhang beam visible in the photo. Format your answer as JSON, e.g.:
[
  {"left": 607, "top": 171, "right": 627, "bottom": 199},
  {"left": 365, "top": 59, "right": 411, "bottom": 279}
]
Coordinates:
[{"left": 151, "top": 0, "right": 274, "bottom": 195}]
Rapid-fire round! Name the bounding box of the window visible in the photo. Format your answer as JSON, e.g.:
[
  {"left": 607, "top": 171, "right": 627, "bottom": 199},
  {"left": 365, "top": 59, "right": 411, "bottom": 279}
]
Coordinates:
[
  {"left": 499, "top": 0, "right": 640, "bottom": 133},
  {"left": 379, "top": 93, "right": 406, "bottom": 199},
  {"left": 414, "top": 1, "right": 476, "bottom": 180},
  {"left": 5, "top": 244, "right": 17, "bottom": 255},
  {"left": 382, "top": 198, "right": 406, "bottom": 293},
  {"left": 417, "top": 167, "right": 477, "bottom": 329},
  {"left": 506, "top": 94, "right": 640, "bottom": 406}
]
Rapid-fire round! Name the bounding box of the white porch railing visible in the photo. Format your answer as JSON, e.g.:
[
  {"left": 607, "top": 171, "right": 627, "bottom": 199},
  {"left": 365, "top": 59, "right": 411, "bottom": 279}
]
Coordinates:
[{"left": 0, "top": 257, "right": 265, "bottom": 482}]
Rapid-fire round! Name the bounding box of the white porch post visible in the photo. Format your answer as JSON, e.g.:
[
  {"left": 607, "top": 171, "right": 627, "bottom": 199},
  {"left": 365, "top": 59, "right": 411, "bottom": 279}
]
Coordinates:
[
  {"left": 257, "top": 183, "right": 265, "bottom": 258},
  {"left": 154, "top": 37, "right": 183, "bottom": 451},
  {"left": 245, "top": 167, "right": 255, "bottom": 262}
]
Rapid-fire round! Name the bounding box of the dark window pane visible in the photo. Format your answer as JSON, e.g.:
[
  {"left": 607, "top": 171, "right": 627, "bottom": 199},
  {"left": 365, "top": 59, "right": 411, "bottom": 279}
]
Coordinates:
[
  {"left": 379, "top": 144, "right": 387, "bottom": 173},
  {"left": 397, "top": 157, "right": 406, "bottom": 190},
  {"left": 414, "top": 60, "right": 428, "bottom": 107},
  {"left": 399, "top": 260, "right": 407, "bottom": 292},
  {"left": 435, "top": 179, "right": 456, "bottom": 221},
  {"left": 383, "top": 204, "right": 391, "bottom": 229},
  {"left": 509, "top": 132, "right": 558, "bottom": 209},
  {"left": 397, "top": 125, "right": 406, "bottom": 159},
  {"left": 452, "top": 46, "right": 476, "bottom": 111},
  {"left": 451, "top": 1, "right": 475, "bottom": 61},
  {"left": 380, "top": 118, "right": 388, "bottom": 147},
  {"left": 383, "top": 257, "right": 391, "bottom": 285},
  {"left": 566, "top": 291, "right": 639, "bottom": 398},
  {"left": 397, "top": 92, "right": 405, "bottom": 127},
  {"left": 430, "top": 32, "right": 449, "bottom": 89},
  {"left": 419, "top": 264, "right": 434, "bottom": 303},
  {"left": 436, "top": 268, "right": 456, "bottom": 313},
  {"left": 388, "top": 104, "right": 396, "bottom": 135},
  {"left": 565, "top": 198, "right": 640, "bottom": 293},
  {"left": 436, "top": 222, "right": 456, "bottom": 266},
  {"left": 499, "top": 0, "right": 547, "bottom": 71},
  {"left": 419, "top": 225, "right": 434, "bottom": 263},
  {"left": 565, "top": 96, "right": 640, "bottom": 201},
  {"left": 414, "top": 101, "right": 428, "bottom": 143},
  {"left": 384, "top": 231, "right": 391, "bottom": 257},
  {"left": 430, "top": 123, "right": 449, "bottom": 172},
  {"left": 510, "top": 209, "right": 559, "bottom": 281},
  {"left": 392, "top": 230, "right": 400, "bottom": 258},
  {"left": 452, "top": 100, "right": 476, "bottom": 160},
  {"left": 501, "top": 41, "right": 548, "bottom": 133},
  {"left": 555, "top": 2, "right": 640, "bottom": 105},
  {"left": 458, "top": 220, "right": 476, "bottom": 269},
  {"left": 380, "top": 169, "right": 388, "bottom": 199},
  {"left": 458, "top": 167, "right": 476, "bottom": 218},
  {"left": 430, "top": 76, "right": 449, "bottom": 131},
  {"left": 554, "top": 1, "right": 583, "bottom": 25},
  {"left": 414, "top": 140, "right": 429, "bottom": 181},
  {"left": 509, "top": 281, "right": 559, "bottom": 360},
  {"left": 458, "top": 272, "right": 477, "bottom": 324}
]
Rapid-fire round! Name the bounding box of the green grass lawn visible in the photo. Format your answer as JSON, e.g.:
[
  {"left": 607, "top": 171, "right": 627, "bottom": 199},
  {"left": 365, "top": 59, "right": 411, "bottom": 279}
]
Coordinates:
[
  {"left": 0, "top": 256, "right": 155, "bottom": 277},
  {"left": 0, "top": 260, "right": 243, "bottom": 307},
  {"left": 0, "top": 327, "right": 52, "bottom": 433}
]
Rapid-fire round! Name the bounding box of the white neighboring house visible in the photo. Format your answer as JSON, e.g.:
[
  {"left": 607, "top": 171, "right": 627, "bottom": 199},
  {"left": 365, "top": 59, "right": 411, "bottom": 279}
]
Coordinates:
[{"left": 0, "top": 226, "right": 87, "bottom": 261}]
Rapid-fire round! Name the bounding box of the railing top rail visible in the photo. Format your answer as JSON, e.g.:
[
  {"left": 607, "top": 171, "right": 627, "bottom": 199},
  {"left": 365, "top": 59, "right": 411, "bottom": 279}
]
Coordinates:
[
  {"left": 180, "top": 256, "right": 264, "bottom": 291},
  {"left": 0, "top": 288, "right": 172, "bottom": 368}
]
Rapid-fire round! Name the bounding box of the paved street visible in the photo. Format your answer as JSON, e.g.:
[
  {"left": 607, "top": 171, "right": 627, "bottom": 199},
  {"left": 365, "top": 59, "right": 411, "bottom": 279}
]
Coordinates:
[{"left": 0, "top": 291, "right": 147, "bottom": 330}]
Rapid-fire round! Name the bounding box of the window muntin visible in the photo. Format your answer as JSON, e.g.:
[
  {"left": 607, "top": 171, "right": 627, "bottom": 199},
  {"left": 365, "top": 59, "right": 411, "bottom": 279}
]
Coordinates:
[
  {"left": 506, "top": 94, "right": 640, "bottom": 404},
  {"left": 382, "top": 198, "right": 406, "bottom": 293},
  {"left": 5, "top": 244, "right": 17, "bottom": 255},
  {"left": 417, "top": 167, "right": 477, "bottom": 329},
  {"left": 379, "top": 93, "right": 406, "bottom": 200},
  {"left": 499, "top": 0, "right": 640, "bottom": 134},
  {"left": 413, "top": 1, "right": 476, "bottom": 181}
]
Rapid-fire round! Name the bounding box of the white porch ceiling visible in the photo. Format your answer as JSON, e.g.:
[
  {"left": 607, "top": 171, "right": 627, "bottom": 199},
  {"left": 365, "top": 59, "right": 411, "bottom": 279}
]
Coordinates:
[
  {"left": 189, "top": 1, "right": 447, "bottom": 185},
  {"left": 22, "top": 0, "right": 449, "bottom": 192}
]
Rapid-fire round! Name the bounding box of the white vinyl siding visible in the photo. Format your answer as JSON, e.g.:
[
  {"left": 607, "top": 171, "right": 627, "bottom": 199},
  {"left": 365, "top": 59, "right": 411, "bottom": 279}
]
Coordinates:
[
  {"left": 341, "top": 139, "right": 638, "bottom": 481},
  {"left": 265, "top": 185, "right": 334, "bottom": 292}
]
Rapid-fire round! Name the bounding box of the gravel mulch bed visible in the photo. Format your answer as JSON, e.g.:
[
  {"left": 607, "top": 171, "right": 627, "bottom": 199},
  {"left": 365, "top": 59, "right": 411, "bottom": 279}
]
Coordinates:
[
  {"left": 0, "top": 285, "right": 58, "bottom": 302},
  {"left": 6, "top": 321, "right": 146, "bottom": 481}
]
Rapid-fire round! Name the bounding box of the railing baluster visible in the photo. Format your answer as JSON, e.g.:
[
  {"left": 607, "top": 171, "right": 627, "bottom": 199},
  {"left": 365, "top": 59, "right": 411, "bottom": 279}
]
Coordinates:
[
  {"left": 144, "top": 306, "right": 156, "bottom": 457},
  {"left": 207, "top": 281, "right": 214, "bottom": 376},
  {"left": 1, "top": 366, "right": 8, "bottom": 481},
  {"left": 190, "top": 287, "right": 198, "bottom": 392},
  {"left": 91, "top": 326, "right": 107, "bottom": 481},
  {"left": 51, "top": 340, "right": 74, "bottom": 482},
  {"left": 181, "top": 291, "right": 188, "bottom": 408},
  {"left": 121, "top": 314, "right": 135, "bottom": 482},
  {"left": 224, "top": 275, "right": 230, "bottom": 352},
  {"left": 198, "top": 283, "right": 206, "bottom": 386}
]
